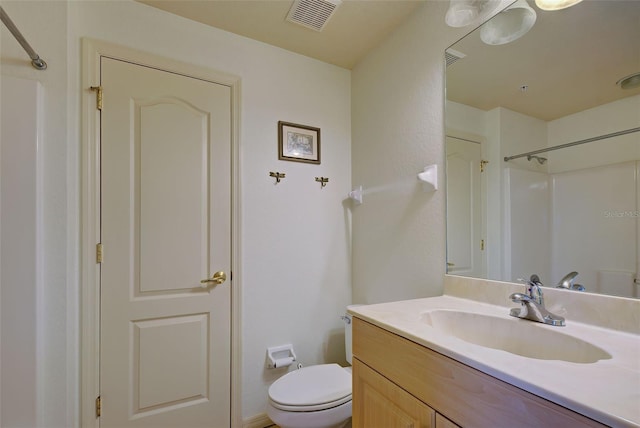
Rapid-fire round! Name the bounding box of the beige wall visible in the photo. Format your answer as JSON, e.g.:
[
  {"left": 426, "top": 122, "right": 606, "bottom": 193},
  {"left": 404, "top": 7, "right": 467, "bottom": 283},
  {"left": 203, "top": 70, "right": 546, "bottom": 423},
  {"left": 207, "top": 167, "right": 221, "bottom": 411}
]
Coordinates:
[
  {"left": 2, "top": 0, "right": 352, "bottom": 424},
  {"left": 0, "top": 0, "right": 513, "bottom": 424},
  {"left": 351, "top": 2, "right": 470, "bottom": 304},
  {"left": 70, "top": 1, "right": 353, "bottom": 421}
]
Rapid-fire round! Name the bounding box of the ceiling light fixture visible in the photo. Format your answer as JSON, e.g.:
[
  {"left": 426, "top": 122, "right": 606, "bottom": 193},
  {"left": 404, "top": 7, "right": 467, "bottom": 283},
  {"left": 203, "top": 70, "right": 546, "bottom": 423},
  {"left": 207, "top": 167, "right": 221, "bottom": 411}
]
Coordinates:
[
  {"left": 445, "top": 0, "right": 503, "bottom": 28},
  {"left": 480, "top": 0, "right": 536, "bottom": 45},
  {"left": 616, "top": 72, "right": 640, "bottom": 90},
  {"left": 534, "top": 0, "right": 583, "bottom": 11}
]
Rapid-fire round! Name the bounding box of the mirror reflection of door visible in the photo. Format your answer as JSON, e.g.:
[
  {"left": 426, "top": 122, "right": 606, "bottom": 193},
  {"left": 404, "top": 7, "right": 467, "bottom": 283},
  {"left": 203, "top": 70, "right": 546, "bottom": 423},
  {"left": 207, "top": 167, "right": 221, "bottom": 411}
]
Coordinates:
[{"left": 446, "top": 136, "right": 482, "bottom": 277}]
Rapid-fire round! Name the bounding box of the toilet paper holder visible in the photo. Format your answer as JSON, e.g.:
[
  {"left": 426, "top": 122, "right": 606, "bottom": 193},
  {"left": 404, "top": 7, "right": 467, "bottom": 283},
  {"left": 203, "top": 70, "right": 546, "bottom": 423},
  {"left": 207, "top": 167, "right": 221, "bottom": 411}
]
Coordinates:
[{"left": 266, "top": 344, "right": 297, "bottom": 369}]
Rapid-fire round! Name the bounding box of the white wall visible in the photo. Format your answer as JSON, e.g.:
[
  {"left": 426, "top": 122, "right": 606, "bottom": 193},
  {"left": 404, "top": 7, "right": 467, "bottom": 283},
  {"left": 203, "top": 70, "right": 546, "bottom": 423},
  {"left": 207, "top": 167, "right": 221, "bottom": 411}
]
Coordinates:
[
  {"left": 1, "top": 2, "right": 70, "bottom": 426},
  {"left": 351, "top": 2, "right": 472, "bottom": 304},
  {"left": 446, "top": 101, "right": 487, "bottom": 136},
  {"left": 70, "top": 1, "right": 353, "bottom": 421},
  {"left": 547, "top": 95, "right": 639, "bottom": 295},
  {"left": 551, "top": 162, "right": 637, "bottom": 296},
  {"left": 504, "top": 168, "right": 550, "bottom": 283},
  {"left": 3, "top": 0, "right": 352, "bottom": 424},
  {"left": 548, "top": 94, "right": 640, "bottom": 173},
  {"left": 0, "top": 76, "right": 42, "bottom": 428}
]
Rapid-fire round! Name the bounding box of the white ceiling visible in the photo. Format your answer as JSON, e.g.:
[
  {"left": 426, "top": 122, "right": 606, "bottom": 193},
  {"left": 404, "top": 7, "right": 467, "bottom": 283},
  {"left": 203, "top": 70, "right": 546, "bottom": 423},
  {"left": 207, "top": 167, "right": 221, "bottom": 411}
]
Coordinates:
[
  {"left": 447, "top": 0, "right": 640, "bottom": 121},
  {"left": 136, "top": 0, "right": 640, "bottom": 121},
  {"left": 137, "top": 0, "right": 426, "bottom": 69}
]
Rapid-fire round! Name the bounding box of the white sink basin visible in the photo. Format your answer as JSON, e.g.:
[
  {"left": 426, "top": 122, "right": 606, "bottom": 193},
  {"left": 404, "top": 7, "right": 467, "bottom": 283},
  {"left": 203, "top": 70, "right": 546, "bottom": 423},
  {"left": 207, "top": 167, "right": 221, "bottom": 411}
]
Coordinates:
[{"left": 421, "top": 309, "right": 611, "bottom": 363}]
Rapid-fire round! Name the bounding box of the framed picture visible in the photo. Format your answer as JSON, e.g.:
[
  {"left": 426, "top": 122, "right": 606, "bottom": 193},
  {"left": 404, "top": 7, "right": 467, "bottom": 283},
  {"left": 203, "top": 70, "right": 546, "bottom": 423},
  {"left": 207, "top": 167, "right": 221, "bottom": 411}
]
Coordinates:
[{"left": 278, "top": 121, "right": 321, "bottom": 164}]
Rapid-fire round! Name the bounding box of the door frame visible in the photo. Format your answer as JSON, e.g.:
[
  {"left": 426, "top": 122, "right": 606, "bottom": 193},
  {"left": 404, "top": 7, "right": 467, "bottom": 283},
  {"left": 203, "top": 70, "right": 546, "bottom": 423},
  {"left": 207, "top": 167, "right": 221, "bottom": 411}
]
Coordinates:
[
  {"left": 444, "top": 129, "right": 487, "bottom": 278},
  {"left": 80, "top": 38, "right": 242, "bottom": 428}
]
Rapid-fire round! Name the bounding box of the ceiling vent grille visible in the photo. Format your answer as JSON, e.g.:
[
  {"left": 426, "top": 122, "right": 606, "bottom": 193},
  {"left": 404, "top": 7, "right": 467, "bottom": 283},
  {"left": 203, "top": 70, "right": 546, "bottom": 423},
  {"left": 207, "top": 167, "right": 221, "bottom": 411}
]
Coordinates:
[
  {"left": 445, "top": 48, "right": 466, "bottom": 67},
  {"left": 286, "top": 0, "right": 342, "bottom": 32}
]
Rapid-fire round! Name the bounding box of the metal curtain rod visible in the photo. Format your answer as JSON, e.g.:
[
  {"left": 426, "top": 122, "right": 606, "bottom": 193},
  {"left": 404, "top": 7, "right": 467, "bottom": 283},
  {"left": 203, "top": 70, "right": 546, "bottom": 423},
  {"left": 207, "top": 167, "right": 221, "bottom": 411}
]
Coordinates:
[
  {"left": 0, "top": 6, "right": 47, "bottom": 70},
  {"left": 503, "top": 127, "right": 640, "bottom": 162}
]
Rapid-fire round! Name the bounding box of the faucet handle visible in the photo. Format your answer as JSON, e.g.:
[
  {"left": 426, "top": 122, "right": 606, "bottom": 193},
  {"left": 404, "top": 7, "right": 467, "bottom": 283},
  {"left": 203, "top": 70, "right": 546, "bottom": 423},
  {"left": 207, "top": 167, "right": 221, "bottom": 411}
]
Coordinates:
[
  {"left": 510, "top": 292, "right": 532, "bottom": 303},
  {"left": 516, "top": 276, "right": 544, "bottom": 305},
  {"left": 529, "top": 274, "right": 543, "bottom": 286}
]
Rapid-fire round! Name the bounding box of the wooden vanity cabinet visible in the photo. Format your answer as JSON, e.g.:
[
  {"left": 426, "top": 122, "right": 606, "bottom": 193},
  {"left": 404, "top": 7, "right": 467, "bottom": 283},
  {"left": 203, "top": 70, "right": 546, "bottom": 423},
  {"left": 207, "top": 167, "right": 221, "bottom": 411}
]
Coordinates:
[
  {"left": 352, "top": 318, "right": 606, "bottom": 428},
  {"left": 353, "top": 359, "right": 459, "bottom": 427}
]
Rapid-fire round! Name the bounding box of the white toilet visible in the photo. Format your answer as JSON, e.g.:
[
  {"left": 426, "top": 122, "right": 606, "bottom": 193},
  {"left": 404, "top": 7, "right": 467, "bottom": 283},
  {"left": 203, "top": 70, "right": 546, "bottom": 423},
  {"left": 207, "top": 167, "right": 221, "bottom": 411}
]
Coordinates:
[{"left": 266, "top": 310, "right": 355, "bottom": 428}]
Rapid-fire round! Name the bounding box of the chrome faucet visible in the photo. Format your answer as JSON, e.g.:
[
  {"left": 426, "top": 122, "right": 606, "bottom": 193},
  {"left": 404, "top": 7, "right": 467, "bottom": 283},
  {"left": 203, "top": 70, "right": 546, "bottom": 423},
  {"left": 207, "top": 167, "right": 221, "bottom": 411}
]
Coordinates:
[
  {"left": 509, "top": 275, "right": 565, "bottom": 326},
  {"left": 556, "top": 271, "right": 586, "bottom": 291}
]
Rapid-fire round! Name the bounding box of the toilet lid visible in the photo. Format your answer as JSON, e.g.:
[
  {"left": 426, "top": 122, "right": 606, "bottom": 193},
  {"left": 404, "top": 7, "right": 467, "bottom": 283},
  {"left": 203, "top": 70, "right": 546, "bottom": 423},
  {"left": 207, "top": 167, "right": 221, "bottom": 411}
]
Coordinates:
[{"left": 268, "top": 364, "right": 352, "bottom": 410}]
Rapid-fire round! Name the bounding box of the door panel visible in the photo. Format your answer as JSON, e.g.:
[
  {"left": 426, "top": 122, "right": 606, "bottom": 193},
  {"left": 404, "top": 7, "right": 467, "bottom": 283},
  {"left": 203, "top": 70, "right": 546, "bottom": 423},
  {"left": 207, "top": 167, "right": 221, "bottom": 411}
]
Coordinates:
[
  {"left": 446, "top": 137, "right": 482, "bottom": 277},
  {"left": 100, "top": 57, "right": 231, "bottom": 427},
  {"left": 135, "top": 314, "right": 209, "bottom": 411},
  {"left": 137, "top": 99, "right": 210, "bottom": 293}
]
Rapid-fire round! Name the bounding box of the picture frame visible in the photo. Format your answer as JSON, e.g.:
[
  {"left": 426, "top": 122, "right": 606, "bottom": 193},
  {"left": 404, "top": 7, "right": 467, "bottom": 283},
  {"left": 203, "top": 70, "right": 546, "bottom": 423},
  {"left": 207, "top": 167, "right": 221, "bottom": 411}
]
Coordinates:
[{"left": 278, "top": 121, "right": 321, "bottom": 164}]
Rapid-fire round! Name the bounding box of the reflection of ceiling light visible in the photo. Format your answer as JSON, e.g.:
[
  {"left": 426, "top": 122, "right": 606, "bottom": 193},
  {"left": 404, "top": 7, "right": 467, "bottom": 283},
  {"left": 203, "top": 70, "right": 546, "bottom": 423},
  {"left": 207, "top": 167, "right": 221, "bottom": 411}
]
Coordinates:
[
  {"left": 480, "top": 0, "right": 536, "bottom": 45},
  {"left": 616, "top": 72, "right": 640, "bottom": 90},
  {"left": 534, "top": 0, "right": 583, "bottom": 11},
  {"left": 445, "top": 0, "right": 503, "bottom": 28}
]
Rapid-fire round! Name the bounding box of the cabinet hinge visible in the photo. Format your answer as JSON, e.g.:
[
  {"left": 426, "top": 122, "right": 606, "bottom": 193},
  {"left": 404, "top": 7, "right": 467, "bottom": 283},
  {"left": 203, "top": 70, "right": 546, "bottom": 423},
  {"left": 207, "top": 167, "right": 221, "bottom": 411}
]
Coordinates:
[
  {"left": 96, "top": 396, "right": 101, "bottom": 417},
  {"left": 90, "top": 86, "right": 103, "bottom": 111},
  {"left": 480, "top": 160, "right": 489, "bottom": 173},
  {"left": 480, "top": 239, "right": 485, "bottom": 251},
  {"left": 96, "top": 243, "right": 103, "bottom": 264}
]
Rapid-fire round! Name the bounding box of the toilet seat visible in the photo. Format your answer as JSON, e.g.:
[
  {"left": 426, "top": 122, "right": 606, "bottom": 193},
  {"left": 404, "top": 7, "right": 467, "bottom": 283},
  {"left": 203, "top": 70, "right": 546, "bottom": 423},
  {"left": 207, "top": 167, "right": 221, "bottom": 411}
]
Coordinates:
[{"left": 268, "top": 364, "right": 352, "bottom": 412}]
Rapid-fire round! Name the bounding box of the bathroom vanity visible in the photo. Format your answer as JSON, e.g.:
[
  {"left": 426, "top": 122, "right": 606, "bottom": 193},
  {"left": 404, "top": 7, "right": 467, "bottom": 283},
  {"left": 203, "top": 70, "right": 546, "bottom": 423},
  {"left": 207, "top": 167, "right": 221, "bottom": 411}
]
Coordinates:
[
  {"left": 352, "top": 319, "right": 603, "bottom": 427},
  {"left": 349, "top": 277, "right": 640, "bottom": 428}
]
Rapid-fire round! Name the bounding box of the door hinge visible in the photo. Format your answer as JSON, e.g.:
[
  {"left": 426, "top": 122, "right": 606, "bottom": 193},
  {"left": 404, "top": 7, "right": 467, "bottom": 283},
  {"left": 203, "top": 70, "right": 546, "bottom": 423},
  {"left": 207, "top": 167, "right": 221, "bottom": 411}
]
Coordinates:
[
  {"left": 480, "top": 160, "right": 489, "bottom": 173},
  {"left": 96, "top": 396, "right": 101, "bottom": 417},
  {"left": 480, "top": 239, "right": 485, "bottom": 251},
  {"left": 90, "top": 86, "right": 103, "bottom": 111},
  {"left": 96, "top": 243, "right": 103, "bottom": 264}
]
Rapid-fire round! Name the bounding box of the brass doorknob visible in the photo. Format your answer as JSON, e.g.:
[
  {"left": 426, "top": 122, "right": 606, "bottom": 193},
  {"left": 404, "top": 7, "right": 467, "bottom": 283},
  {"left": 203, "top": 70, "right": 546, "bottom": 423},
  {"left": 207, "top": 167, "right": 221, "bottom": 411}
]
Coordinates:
[{"left": 200, "top": 271, "right": 227, "bottom": 286}]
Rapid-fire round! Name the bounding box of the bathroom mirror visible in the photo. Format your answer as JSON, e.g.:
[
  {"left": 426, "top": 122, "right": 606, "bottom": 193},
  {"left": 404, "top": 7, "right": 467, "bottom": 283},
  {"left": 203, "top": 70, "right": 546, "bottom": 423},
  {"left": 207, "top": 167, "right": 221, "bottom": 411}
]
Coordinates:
[{"left": 445, "top": 0, "right": 640, "bottom": 298}]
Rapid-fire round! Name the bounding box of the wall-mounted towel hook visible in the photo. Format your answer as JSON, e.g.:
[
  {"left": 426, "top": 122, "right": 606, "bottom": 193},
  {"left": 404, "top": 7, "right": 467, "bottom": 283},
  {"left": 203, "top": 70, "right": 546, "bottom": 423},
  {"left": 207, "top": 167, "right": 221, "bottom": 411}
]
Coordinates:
[
  {"left": 315, "top": 177, "right": 329, "bottom": 188},
  {"left": 269, "top": 171, "right": 286, "bottom": 184}
]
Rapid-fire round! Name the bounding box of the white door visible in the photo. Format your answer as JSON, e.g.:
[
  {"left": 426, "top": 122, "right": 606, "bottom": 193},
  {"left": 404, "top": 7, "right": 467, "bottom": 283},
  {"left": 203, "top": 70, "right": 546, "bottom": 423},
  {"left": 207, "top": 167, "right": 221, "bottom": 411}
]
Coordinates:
[
  {"left": 446, "top": 137, "right": 482, "bottom": 277},
  {"left": 100, "top": 57, "right": 231, "bottom": 427}
]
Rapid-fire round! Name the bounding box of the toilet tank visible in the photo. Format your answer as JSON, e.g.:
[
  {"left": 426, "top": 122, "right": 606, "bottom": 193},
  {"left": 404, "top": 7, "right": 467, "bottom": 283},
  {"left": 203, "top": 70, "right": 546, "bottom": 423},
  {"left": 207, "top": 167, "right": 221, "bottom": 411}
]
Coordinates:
[{"left": 344, "top": 305, "right": 362, "bottom": 365}]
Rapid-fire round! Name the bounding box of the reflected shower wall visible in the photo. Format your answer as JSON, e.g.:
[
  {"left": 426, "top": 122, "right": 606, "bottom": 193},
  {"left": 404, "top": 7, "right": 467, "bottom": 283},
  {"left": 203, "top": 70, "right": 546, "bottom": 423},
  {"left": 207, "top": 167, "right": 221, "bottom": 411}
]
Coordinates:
[
  {"left": 551, "top": 161, "right": 638, "bottom": 297},
  {"left": 504, "top": 162, "right": 638, "bottom": 298},
  {"left": 504, "top": 168, "right": 550, "bottom": 286},
  {"left": 446, "top": 94, "right": 640, "bottom": 298}
]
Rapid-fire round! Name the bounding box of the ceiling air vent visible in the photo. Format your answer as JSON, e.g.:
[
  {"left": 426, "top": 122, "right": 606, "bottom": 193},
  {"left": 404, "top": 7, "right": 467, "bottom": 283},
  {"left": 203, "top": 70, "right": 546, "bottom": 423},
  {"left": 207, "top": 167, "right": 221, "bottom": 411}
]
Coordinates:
[
  {"left": 445, "top": 48, "right": 466, "bottom": 67},
  {"left": 286, "top": 0, "right": 342, "bottom": 32}
]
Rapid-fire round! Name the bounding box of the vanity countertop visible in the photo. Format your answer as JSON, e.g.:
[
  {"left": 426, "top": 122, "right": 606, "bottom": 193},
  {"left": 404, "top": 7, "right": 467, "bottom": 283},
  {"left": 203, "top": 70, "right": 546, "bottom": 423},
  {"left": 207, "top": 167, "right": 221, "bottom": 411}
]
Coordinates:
[{"left": 349, "top": 294, "right": 640, "bottom": 427}]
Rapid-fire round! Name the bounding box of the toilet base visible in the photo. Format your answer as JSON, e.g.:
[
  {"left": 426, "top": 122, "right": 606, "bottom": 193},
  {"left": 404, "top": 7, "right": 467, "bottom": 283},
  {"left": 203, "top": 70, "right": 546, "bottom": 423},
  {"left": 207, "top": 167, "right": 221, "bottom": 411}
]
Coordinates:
[{"left": 267, "top": 400, "right": 352, "bottom": 428}]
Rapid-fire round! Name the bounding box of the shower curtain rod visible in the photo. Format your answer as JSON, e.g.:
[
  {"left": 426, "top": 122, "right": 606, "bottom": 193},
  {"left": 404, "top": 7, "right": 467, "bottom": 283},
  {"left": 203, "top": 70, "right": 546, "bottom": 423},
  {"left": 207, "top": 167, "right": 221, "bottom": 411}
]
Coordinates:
[
  {"left": 0, "top": 6, "right": 47, "bottom": 70},
  {"left": 503, "top": 127, "right": 640, "bottom": 162}
]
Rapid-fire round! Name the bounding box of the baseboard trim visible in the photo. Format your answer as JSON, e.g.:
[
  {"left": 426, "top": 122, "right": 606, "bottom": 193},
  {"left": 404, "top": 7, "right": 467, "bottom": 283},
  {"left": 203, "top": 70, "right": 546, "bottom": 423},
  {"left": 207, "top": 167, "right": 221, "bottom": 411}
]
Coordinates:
[{"left": 243, "top": 413, "right": 274, "bottom": 428}]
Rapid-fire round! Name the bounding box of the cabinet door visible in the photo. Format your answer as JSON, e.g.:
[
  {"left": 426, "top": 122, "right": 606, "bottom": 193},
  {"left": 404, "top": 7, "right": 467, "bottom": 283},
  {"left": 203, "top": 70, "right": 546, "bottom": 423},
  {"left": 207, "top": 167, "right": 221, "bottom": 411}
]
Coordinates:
[
  {"left": 436, "top": 413, "right": 460, "bottom": 428},
  {"left": 353, "top": 358, "right": 435, "bottom": 428}
]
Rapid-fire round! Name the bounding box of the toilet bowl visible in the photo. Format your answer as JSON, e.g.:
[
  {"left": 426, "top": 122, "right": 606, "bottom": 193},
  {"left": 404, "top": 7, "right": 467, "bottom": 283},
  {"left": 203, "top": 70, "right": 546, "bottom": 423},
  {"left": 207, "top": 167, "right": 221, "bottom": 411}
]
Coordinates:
[
  {"left": 266, "top": 308, "right": 356, "bottom": 428},
  {"left": 267, "top": 364, "right": 352, "bottom": 428}
]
